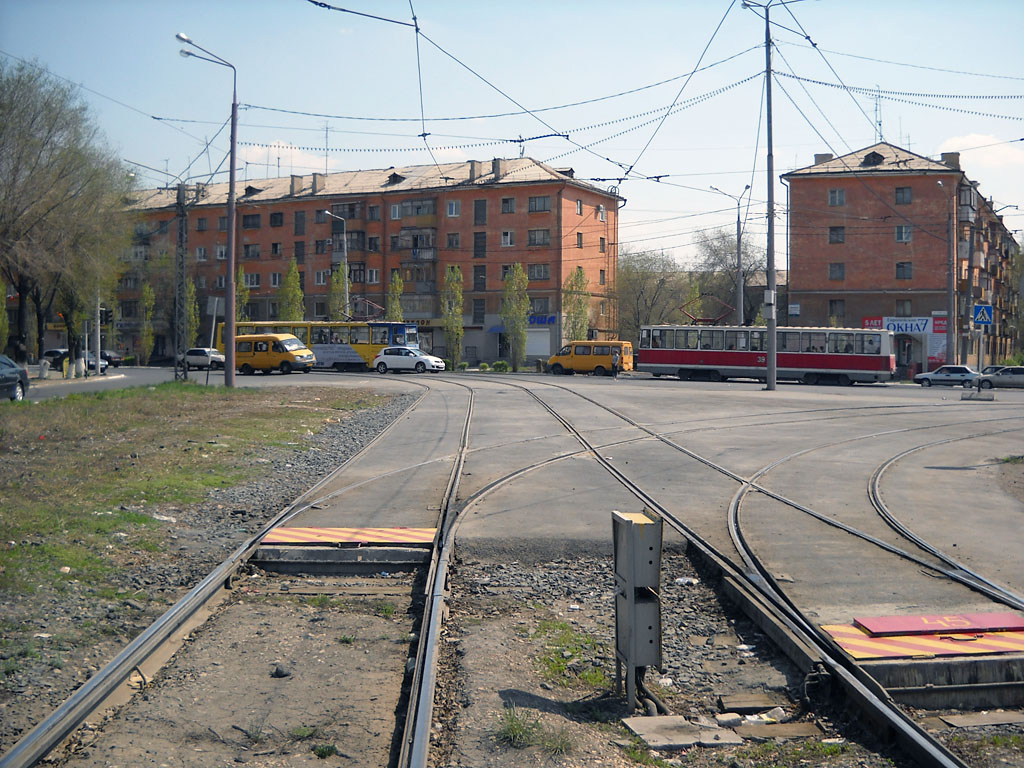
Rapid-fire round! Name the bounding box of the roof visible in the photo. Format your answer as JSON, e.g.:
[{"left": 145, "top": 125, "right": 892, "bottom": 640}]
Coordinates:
[
  {"left": 782, "top": 142, "right": 960, "bottom": 179},
  {"left": 129, "top": 157, "right": 621, "bottom": 211}
]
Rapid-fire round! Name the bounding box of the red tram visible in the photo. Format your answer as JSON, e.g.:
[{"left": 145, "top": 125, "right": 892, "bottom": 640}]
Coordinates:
[{"left": 637, "top": 325, "right": 896, "bottom": 385}]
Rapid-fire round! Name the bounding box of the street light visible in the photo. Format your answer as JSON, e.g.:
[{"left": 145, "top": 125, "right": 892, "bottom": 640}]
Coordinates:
[
  {"left": 710, "top": 184, "right": 751, "bottom": 325},
  {"left": 322, "top": 210, "right": 350, "bottom": 317},
  {"left": 177, "top": 33, "right": 237, "bottom": 387},
  {"left": 937, "top": 179, "right": 957, "bottom": 367}
]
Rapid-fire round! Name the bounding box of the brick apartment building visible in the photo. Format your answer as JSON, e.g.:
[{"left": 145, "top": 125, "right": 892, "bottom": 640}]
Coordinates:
[
  {"left": 784, "top": 142, "right": 1020, "bottom": 376},
  {"left": 120, "top": 157, "right": 621, "bottom": 363}
]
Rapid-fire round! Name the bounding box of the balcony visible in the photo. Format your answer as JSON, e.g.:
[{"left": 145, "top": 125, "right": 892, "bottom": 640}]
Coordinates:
[{"left": 409, "top": 247, "right": 436, "bottom": 261}]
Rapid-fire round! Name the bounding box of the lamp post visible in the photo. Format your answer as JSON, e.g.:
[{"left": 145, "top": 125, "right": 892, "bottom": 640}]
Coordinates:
[
  {"left": 937, "top": 179, "right": 957, "bottom": 368},
  {"left": 178, "top": 33, "right": 237, "bottom": 387},
  {"left": 710, "top": 184, "right": 751, "bottom": 325},
  {"left": 322, "top": 210, "right": 349, "bottom": 317}
]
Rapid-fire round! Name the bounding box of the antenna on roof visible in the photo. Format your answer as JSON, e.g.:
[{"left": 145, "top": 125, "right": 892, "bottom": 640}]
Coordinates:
[{"left": 874, "top": 86, "right": 883, "bottom": 143}]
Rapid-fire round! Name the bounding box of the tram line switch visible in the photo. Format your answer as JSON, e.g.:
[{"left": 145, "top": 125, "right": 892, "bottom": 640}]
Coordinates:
[{"left": 612, "top": 509, "right": 663, "bottom": 712}]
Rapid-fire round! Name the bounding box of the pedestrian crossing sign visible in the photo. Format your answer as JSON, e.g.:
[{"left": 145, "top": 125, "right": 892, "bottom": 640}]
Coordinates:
[{"left": 973, "top": 305, "right": 993, "bottom": 325}]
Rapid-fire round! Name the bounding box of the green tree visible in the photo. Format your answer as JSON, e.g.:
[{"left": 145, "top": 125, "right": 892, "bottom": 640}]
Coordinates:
[
  {"left": 328, "top": 266, "right": 349, "bottom": 320},
  {"left": 386, "top": 271, "right": 404, "bottom": 322},
  {"left": 500, "top": 263, "right": 530, "bottom": 372},
  {"left": 441, "top": 265, "right": 464, "bottom": 370},
  {"left": 139, "top": 282, "right": 155, "bottom": 366},
  {"left": 185, "top": 278, "right": 200, "bottom": 347},
  {"left": 277, "top": 258, "right": 304, "bottom": 321},
  {"left": 235, "top": 265, "right": 249, "bottom": 322},
  {"left": 561, "top": 266, "right": 590, "bottom": 342},
  {"left": 0, "top": 281, "right": 8, "bottom": 352}
]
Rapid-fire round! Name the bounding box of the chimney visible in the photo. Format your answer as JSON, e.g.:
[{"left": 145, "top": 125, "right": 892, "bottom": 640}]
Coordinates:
[
  {"left": 468, "top": 160, "right": 482, "bottom": 182},
  {"left": 941, "top": 152, "right": 960, "bottom": 170},
  {"left": 290, "top": 175, "right": 303, "bottom": 195},
  {"left": 814, "top": 153, "right": 833, "bottom": 165},
  {"left": 492, "top": 158, "right": 506, "bottom": 179},
  {"left": 312, "top": 173, "right": 326, "bottom": 194}
]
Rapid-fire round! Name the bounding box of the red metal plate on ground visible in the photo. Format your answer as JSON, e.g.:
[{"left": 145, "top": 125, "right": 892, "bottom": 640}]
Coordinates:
[
  {"left": 824, "top": 624, "right": 1024, "bottom": 660},
  {"left": 261, "top": 527, "right": 436, "bottom": 546},
  {"left": 854, "top": 612, "right": 1024, "bottom": 637}
]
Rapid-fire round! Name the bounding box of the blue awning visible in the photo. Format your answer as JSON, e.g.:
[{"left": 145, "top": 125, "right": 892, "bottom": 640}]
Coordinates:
[{"left": 487, "top": 325, "right": 505, "bottom": 334}]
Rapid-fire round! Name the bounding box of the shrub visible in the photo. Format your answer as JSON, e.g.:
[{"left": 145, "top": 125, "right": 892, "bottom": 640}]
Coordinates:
[
  {"left": 457, "top": 361, "right": 469, "bottom": 370},
  {"left": 492, "top": 360, "right": 511, "bottom": 372},
  {"left": 478, "top": 362, "right": 490, "bottom": 371}
]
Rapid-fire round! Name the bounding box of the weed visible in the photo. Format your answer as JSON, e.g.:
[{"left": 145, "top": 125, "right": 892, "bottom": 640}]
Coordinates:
[
  {"left": 1000, "top": 455, "right": 1024, "bottom": 464},
  {"left": 532, "top": 619, "right": 609, "bottom": 688},
  {"left": 312, "top": 743, "right": 338, "bottom": 758},
  {"left": 620, "top": 736, "right": 672, "bottom": 766},
  {"left": 495, "top": 705, "right": 540, "bottom": 748},
  {"left": 289, "top": 725, "right": 318, "bottom": 739},
  {"left": 376, "top": 600, "right": 396, "bottom": 618},
  {"left": 338, "top": 635, "right": 355, "bottom": 644},
  {"left": 539, "top": 725, "right": 574, "bottom": 756},
  {"left": 239, "top": 714, "right": 268, "bottom": 744}
]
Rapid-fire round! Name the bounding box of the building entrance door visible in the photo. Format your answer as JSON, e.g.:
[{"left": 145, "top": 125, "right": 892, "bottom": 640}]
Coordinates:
[{"left": 895, "top": 334, "right": 916, "bottom": 379}]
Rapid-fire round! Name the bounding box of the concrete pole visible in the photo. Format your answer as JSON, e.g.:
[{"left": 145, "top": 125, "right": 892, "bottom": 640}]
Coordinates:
[{"left": 764, "top": 5, "right": 777, "bottom": 390}]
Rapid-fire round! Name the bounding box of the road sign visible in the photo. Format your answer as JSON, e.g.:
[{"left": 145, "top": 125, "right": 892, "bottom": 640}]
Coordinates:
[{"left": 973, "top": 305, "right": 993, "bottom": 325}]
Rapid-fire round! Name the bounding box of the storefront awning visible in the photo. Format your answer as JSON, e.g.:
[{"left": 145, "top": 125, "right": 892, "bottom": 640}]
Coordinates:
[{"left": 487, "top": 325, "right": 504, "bottom": 334}]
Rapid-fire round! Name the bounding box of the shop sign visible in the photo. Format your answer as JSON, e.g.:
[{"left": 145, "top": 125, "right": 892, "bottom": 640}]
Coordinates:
[
  {"left": 528, "top": 315, "right": 557, "bottom": 326},
  {"left": 881, "top": 316, "right": 934, "bottom": 334}
]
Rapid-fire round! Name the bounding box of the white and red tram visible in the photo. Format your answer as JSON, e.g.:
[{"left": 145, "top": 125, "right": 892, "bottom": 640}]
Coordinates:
[{"left": 637, "top": 325, "right": 895, "bottom": 385}]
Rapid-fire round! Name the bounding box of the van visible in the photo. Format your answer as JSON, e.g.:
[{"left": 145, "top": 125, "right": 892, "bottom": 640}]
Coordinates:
[
  {"left": 235, "top": 333, "right": 316, "bottom": 374},
  {"left": 547, "top": 340, "right": 633, "bottom": 376}
]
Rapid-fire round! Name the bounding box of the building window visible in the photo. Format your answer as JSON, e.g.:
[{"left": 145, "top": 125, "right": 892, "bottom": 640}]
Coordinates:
[
  {"left": 527, "top": 263, "right": 550, "bottom": 281},
  {"left": 367, "top": 268, "right": 380, "bottom": 284},
  {"left": 120, "top": 300, "right": 138, "bottom": 318},
  {"left": 599, "top": 237, "right": 606, "bottom": 253},
  {"left": 895, "top": 186, "right": 912, "bottom": 205},
  {"left": 294, "top": 210, "right": 306, "bottom": 235},
  {"left": 349, "top": 262, "right": 365, "bottom": 283},
  {"left": 313, "top": 301, "right": 327, "bottom": 317},
  {"left": 390, "top": 203, "right": 401, "bottom": 220},
  {"left": 828, "top": 299, "right": 845, "bottom": 320},
  {"left": 242, "top": 214, "right": 261, "bottom": 229},
  {"left": 215, "top": 275, "right": 225, "bottom": 289},
  {"left": 447, "top": 200, "right": 460, "bottom": 217},
  {"left": 196, "top": 217, "right": 208, "bottom": 232},
  {"left": 246, "top": 302, "right": 260, "bottom": 320},
  {"left": 598, "top": 205, "right": 606, "bottom": 222},
  {"left": 528, "top": 195, "right": 551, "bottom": 213},
  {"left": 530, "top": 296, "right": 550, "bottom": 314},
  {"left": 244, "top": 272, "right": 260, "bottom": 288},
  {"left": 829, "top": 262, "right": 845, "bottom": 280},
  {"left": 368, "top": 236, "right": 380, "bottom": 252},
  {"left": 474, "top": 199, "right": 487, "bottom": 226},
  {"left": 577, "top": 232, "right": 583, "bottom": 248},
  {"left": 472, "top": 298, "right": 485, "bottom": 324},
  {"left": 315, "top": 239, "right": 328, "bottom": 254},
  {"left": 197, "top": 275, "right": 206, "bottom": 289},
  {"left": 501, "top": 197, "right": 515, "bottom": 214},
  {"left": 294, "top": 241, "right": 305, "bottom": 262},
  {"left": 218, "top": 216, "right": 228, "bottom": 232},
  {"left": 895, "top": 225, "right": 912, "bottom": 243},
  {"left": 501, "top": 230, "right": 515, "bottom": 247},
  {"left": 473, "top": 265, "right": 486, "bottom": 291},
  {"left": 216, "top": 245, "right": 226, "bottom": 261},
  {"left": 271, "top": 242, "right": 282, "bottom": 255},
  {"left": 895, "top": 299, "right": 912, "bottom": 317},
  {"left": 528, "top": 229, "right": 550, "bottom": 246},
  {"left": 243, "top": 243, "right": 261, "bottom": 259},
  {"left": 157, "top": 220, "right": 169, "bottom": 235},
  {"left": 501, "top": 264, "right": 513, "bottom": 280},
  {"left": 576, "top": 199, "right": 583, "bottom": 215},
  {"left": 473, "top": 232, "right": 486, "bottom": 258},
  {"left": 829, "top": 226, "right": 845, "bottom": 244},
  {"left": 315, "top": 269, "right": 330, "bottom": 286},
  {"left": 896, "top": 261, "right": 913, "bottom": 279},
  {"left": 270, "top": 212, "right": 284, "bottom": 227},
  {"left": 599, "top": 269, "right": 606, "bottom": 285},
  {"left": 367, "top": 205, "right": 380, "bottom": 221},
  {"left": 828, "top": 188, "right": 845, "bottom": 206},
  {"left": 600, "top": 300, "right": 606, "bottom": 315},
  {"left": 195, "top": 246, "right": 207, "bottom": 261},
  {"left": 446, "top": 232, "right": 460, "bottom": 249},
  {"left": 271, "top": 272, "right": 281, "bottom": 287},
  {"left": 315, "top": 209, "right": 327, "bottom": 224}
]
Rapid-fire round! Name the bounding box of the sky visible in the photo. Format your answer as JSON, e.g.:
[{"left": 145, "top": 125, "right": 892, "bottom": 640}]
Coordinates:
[{"left": 2, "top": 0, "right": 1023, "bottom": 268}]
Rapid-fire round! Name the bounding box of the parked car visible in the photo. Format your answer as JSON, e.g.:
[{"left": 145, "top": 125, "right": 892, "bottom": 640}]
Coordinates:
[
  {"left": 101, "top": 349, "right": 124, "bottom": 367},
  {"left": 977, "top": 365, "right": 1024, "bottom": 389},
  {"left": 85, "top": 353, "right": 108, "bottom": 373},
  {"left": 372, "top": 346, "right": 445, "bottom": 374},
  {"left": 0, "top": 354, "right": 29, "bottom": 401},
  {"left": 42, "top": 348, "right": 68, "bottom": 365},
  {"left": 980, "top": 365, "right": 1006, "bottom": 375},
  {"left": 181, "top": 347, "right": 225, "bottom": 370},
  {"left": 912, "top": 365, "right": 978, "bottom": 387}
]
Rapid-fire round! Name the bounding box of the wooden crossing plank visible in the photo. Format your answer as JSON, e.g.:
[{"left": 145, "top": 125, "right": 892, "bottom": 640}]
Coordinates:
[{"left": 261, "top": 526, "right": 436, "bottom": 546}]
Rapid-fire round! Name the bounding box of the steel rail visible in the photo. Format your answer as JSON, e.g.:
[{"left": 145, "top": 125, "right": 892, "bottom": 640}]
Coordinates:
[{"left": 1, "top": 388, "right": 429, "bottom": 768}]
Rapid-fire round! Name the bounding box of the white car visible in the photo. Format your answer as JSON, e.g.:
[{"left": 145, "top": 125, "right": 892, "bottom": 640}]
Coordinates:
[
  {"left": 372, "top": 346, "right": 445, "bottom": 374},
  {"left": 182, "top": 347, "right": 225, "bottom": 370},
  {"left": 912, "top": 365, "right": 978, "bottom": 387}
]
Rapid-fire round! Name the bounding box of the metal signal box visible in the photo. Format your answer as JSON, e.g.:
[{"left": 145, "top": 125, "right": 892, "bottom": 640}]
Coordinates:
[{"left": 612, "top": 509, "right": 663, "bottom": 711}]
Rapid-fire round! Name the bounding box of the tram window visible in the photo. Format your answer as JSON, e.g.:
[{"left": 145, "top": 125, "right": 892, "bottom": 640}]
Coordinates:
[
  {"left": 863, "top": 334, "right": 881, "bottom": 354},
  {"left": 749, "top": 331, "right": 766, "bottom": 351},
  {"left": 725, "top": 330, "right": 748, "bottom": 351},
  {"left": 801, "top": 332, "right": 826, "bottom": 352},
  {"left": 830, "top": 333, "right": 854, "bottom": 353},
  {"left": 702, "top": 330, "right": 725, "bottom": 350},
  {"left": 406, "top": 326, "right": 418, "bottom": 345},
  {"left": 351, "top": 326, "right": 369, "bottom": 344},
  {"left": 330, "top": 325, "right": 349, "bottom": 344},
  {"left": 393, "top": 327, "right": 406, "bottom": 345},
  {"left": 639, "top": 328, "right": 651, "bottom": 349},
  {"left": 237, "top": 325, "right": 255, "bottom": 336},
  {"left": 371, "top": 326, "right": 390, "bottom": 344},
  {"left": 312, "top": 327, "right": 331, "bottom": 345},
  {"left": 293, "top": 327, "right": 309, "bottom": 344},
  {"left": 574, "top": 344, "right": 592, "bottom": 355},
  {"left": 273, "top": 325, "right": 292, "bottom": 336},
  {"left": 778, "top": 331, "right": 801, "bottom": 352},
  {"left": 651, "top": 329, "right": 669, "bottom": 349},
  {"left": 681, "top": 329, "right": 699, "bottom": 350}
]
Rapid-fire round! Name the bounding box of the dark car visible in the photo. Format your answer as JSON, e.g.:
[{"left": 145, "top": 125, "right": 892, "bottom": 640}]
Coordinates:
[
  {"left": 0, "top": 354, "right": 29, "bottom": 401},
  {"left": 101, "top": 349, "right": 124, "bottom": 367}
]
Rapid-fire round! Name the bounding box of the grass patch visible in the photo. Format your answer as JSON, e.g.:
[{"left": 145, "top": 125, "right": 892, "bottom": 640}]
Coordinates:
[
  {"left": 289, "top": 725, "right": 318, "bottom": 739},
  {"left": 376, "top": 600, "right": 396, "bottom": 618},
  {"left": 311, "top": 743, "right": 338, "bottom": 758},
  {"left": 338, "top": 635, "right": 355, "bottom": 644},
  {"left": 1000, "top": 455, "right": 1024, "bottom": 464},
  {"left": 532, "top": 619, "right": 609, "bottom": 688},
  {"left": 727, "top": 739, "right": 851, "bottom": 765},
  {"left": 494, "top": 706, "right": 575, "bottom": 755}
]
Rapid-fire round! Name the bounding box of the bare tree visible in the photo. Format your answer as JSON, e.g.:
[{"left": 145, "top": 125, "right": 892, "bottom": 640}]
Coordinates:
[
  {"left": 616, "top": 248, "right": 695, "bottom": 343},
  {"left": 692, "top": 227, "right": 768, "bottom": 325}
]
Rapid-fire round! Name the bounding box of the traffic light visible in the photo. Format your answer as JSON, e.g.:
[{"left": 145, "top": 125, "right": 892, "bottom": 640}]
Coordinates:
[{"left": 100, "top": 308, "right": 113, "bottom": 325}]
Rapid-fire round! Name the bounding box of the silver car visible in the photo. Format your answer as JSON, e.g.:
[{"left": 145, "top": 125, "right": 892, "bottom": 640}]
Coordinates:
[
  {"left": 182, "top": 347, "right": 225, "bottom": 370},
  {"left": 977, "top": 366, "right": 1024, "bottom": 389},
  {"left": 913, "top": 365, "right": 978, "bottom": 387}
]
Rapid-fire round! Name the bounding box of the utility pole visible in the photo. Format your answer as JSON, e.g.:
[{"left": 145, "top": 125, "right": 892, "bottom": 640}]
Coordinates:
[
  {"left": 324, "top": 211, "right": 349, "bottom": 317},
  {"left": 763, "top": 2, "right": 778, "bottom": 390},
  {"left": 174, "top": 183, "right": 190, "bottom": 382},
  {"left": 711, "top": 185, "right": 750, "bottom": 326}
]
